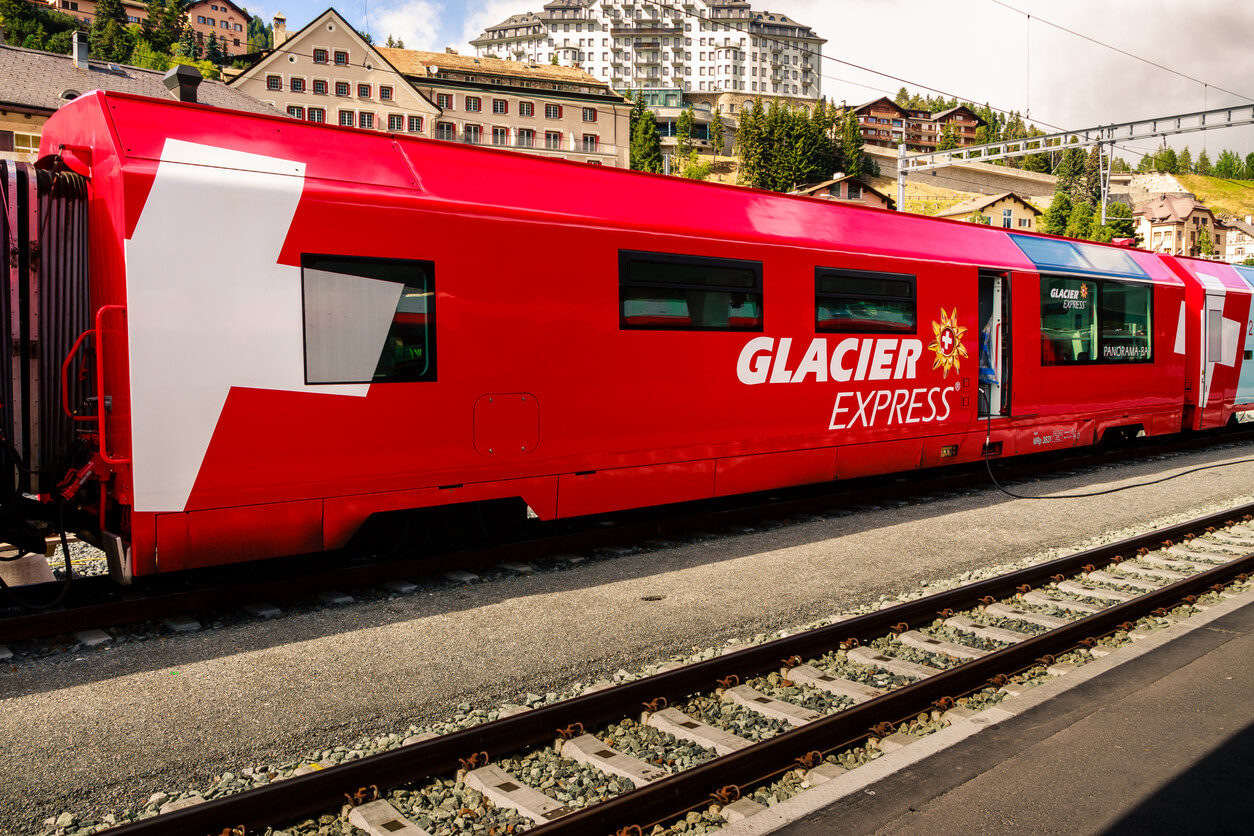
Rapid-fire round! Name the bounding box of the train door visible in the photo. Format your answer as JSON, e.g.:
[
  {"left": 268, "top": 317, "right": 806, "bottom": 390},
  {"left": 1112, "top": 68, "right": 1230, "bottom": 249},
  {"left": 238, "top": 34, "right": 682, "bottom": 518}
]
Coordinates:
[{"left": 978, "top": 272, "right": 1011, "bottom": 416}]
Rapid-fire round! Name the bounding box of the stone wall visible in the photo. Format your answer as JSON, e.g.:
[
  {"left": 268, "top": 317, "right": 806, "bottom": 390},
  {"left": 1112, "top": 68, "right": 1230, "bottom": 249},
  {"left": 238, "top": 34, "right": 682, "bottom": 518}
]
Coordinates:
[{"left": 868, "top": 146, "right": 1058, "bottom": 201}]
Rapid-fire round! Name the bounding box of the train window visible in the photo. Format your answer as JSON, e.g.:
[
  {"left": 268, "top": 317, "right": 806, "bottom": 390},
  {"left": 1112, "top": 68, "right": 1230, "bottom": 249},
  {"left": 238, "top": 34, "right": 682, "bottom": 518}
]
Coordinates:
[
  {"left": 814, "top": 268, "right": 916, "bottom": 333},
  {"left": 1040, "top": 277, "right": 1096, "bottom": 364},
  {"left": 1099, "top": 282, "right": 1153, "bottom": 362},
  {"left": 619, "top": 251, "right": 763, "bottom": 331},
  {"left": 302, "top": 255, "right": 436, "bottom": 384},
  {"left": 1040, "top": 276, "right": 1152, "bottom": 365}
]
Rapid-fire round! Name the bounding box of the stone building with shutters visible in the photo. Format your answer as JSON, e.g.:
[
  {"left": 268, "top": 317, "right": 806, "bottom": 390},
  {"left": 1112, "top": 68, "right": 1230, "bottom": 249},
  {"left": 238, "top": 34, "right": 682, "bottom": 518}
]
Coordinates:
[{"left": 230, "top": 9, "right": 441, "bottom": 137}]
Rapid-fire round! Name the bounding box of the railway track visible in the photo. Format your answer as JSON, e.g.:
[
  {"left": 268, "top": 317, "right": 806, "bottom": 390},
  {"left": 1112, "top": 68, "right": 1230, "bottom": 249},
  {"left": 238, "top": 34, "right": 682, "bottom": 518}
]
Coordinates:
[
  {"left": 85, "top": 500, "right": 1254, "bottom": 836},
  {"left": 5, "top": 428, "right": 1253, "bottom": 654}
]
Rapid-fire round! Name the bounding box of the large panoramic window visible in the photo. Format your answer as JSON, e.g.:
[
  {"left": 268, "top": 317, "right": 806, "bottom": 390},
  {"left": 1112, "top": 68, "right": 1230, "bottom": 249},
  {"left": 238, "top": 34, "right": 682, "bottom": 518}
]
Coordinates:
[{"left": 1040, "top": 276, "right": 1152, "bottom": 365}]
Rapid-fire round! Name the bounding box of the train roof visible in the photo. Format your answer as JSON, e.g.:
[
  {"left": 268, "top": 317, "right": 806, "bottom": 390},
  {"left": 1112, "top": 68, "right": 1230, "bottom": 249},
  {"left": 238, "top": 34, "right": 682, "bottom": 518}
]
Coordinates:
[{"left": 40, "top": 91, "right": 1182, "bottom": 287}]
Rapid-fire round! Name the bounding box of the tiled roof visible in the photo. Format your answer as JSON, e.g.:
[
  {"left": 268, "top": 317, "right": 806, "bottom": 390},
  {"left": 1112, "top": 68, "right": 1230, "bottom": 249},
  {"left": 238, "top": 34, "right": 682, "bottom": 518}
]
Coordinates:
[
  {"left": 936, "top": 191, "right": 1038, "bottom": 218},
  {"left": 1134, "top": 194, "right": 1208, "bottom": 224},
  {"left": 0, "top": 44, "right": 280, "bottom": 116},
  {"left": 378, "top": 48, "right": 608, "bottom": 87}
]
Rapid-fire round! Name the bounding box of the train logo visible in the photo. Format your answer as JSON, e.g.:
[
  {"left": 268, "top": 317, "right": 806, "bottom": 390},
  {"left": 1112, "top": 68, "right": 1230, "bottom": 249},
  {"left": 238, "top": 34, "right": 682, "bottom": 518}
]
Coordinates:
[{"left": 928, "top": 308, "right": 968, "bottom": 377}]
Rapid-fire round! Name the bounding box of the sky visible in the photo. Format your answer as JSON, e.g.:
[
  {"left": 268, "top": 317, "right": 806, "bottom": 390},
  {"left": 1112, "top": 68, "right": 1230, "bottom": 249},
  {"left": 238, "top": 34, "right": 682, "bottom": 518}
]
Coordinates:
[{"left": 246, "top": 0, "right": 1254, "bottom": 160}]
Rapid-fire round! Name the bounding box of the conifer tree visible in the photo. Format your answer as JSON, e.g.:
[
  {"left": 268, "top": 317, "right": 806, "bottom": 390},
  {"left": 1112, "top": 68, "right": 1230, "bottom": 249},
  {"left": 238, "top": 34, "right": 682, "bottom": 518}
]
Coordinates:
[
  {"left": 1078, "top": 145, "right": 1103, "bottom": 208},
  {"left": 841, "top": 109, "right": 866, "bottom": 178},
  {"left": 675, "top": 106, "right": 696, "bottom": 162},
  {"left": 936, "top": 122, "right": 958, "bottom": 151},
  {"left": 1195, "top": 149, "right": 1211, "bottom": 176},
  {"left": 1064, "top": 201, "right": 1093, "bottom": 240},
  {"left": 1041, "top": 191, "right": 1072, "bottom": 236},
  {"left": 1245, "top": 153, "right": 1254, "bottom": 180},
  {"left": 709, "top": 104, "right": 724, "bottom": 158},
  {"left": 1177, "top": 146, "right": 1193, "bottom": 174},
  {"left": 206, "top": 30, "right": 223, "bottom": 64},
  {"left": 89, "top": 0, "right": 132, "bottom": 61},
  {"left": 629, "top": 106, "right": 662, "bottom": 173}
]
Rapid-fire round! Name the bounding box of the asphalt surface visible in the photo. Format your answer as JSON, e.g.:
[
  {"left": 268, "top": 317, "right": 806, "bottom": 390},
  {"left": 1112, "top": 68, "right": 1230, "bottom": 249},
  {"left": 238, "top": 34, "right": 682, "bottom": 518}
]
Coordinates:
[
  {"left": 2, "top": 441, "right": 1254, "bottom": 834},
  {"left": 773, "top": 584, "right": 1254, "bottom": 836}
]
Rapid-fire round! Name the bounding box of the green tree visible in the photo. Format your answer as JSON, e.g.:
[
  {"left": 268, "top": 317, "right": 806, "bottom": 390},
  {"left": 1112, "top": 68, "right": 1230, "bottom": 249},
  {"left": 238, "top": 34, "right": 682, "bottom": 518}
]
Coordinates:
[
  {"left": 89, "top": 0, "right": 132, "bottom": 61},
  {"left": 1, "top": 0, "right": 84, "bottom": 53},
  {"left": 629, "top": 108, "right": 662, "bottom": 173},
  {"left": 936, "top": 122, "right": 958, "bottom": 151},
  {"left": 170, "top": 54, "right": 219, "bottom": 79},
  {"left": 1245, "top": 153, "right": 1254, "bottom": 180},
  {"left": 894, "top": 86, "right": 911, "bottom": 107},
  {"left": 1156, "top": 146, "right": 1178, "bottom": 174},
  {"left": 1215, "top": 149, "right": 1242, "bottom": 179},
  {"left": 1054, "top": 144, "right": 1086, "bottom": 199},
  {"left": 842, "top": 108, "right": 868, "bottom": 178},
  {"left": 1177, "top": 146, "right": 1193, "bottom": 174},
  {"left": 709, "top": 104, "right": 724, "bottom": 158},
  {"left": 1041, "top": 192, "right": 1072, "bottom": 236},
  {"left": 1194, "top": 149, "right": 1211, "bottom": 176},
  {"left": 675, "top": 106, "right": 696, "bottom": 163},
  {"left": 1064, "top": 201, "right": 1094, "bottom": 240},
  {"left": 735, "top": 98, "right": 766, "bottom": 188},
  {"left": 205, "top": 30, "right": 223, "bottom": 64},
  {"left": 1105, "top": 201, "right": 1138, "bottom": 241},
  {"left": 628, "top": 90, "right": 646, "bottom": 137},
  {"left": 1198, "top": 226, "right": 1214, "bottom": 256},
  {"left": 128, "top": 37, "right": 170, "bottom": 69},
  {"left": 245, "top": 12, "right": 271, "bottom": 51},
  {"left": 176, "top": 24, "right": 200, "bottom": 60},
  {"left": 1078, "top": 144, "right": 1103, "bottom": 208}
]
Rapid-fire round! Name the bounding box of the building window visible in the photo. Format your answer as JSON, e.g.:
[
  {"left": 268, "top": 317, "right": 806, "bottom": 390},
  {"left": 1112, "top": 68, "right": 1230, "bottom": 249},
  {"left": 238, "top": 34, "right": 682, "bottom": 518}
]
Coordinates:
[
  {"left": 290, "top": 78, "right": 305, "bottom": 93},
  {"left": 581, "top": 133, "right": 598, "bottom": 152},
  {"left": 517, "top": 128, "right": 535, "bottom": 148},
  {"left": 436, "top": 122, "right": 455, "bottom": 140},
  {"left": 620, "top": 251, "right": 764, "bottom": 331},
  {"left": 1018, "top": 217, "right": 1032, "bottom": 228},
  {"left": 545, "top": 130, "right": 562, "bottom": 149},
  {"left": 815, "top": 268, "right": 916, "bottom": 334},
  {"left": 408, "top": 116, "right": 424, "bottom": 132},
  {"left": 314, "top": 48, "right": 328, "bottom": 64},
  {"left": 313, "top": 79, "right": 327, "bottom": 95},
  {"left": 545, "top": 103, "right": 562, "bottom": 118},
  {"left": 493, "top": 99, "right": 508, "bottom": 114},
  {"left": 301, "top": 255, "right": 436, "bottom": 384},
  {"left": 339, "top": 110, "right": 354, "bottom": 127},
  {"left": 493, "top": 127, "right": 509, "bottom": 145},
  {"left": 464, "top": 124, "right": 482, "bottom": 143},
  {"left": 465, "top": 96, "right": 481, "bottom": 112},
  {"left": 197, "top": 15, "right": 205, "bottom": 23},
  {"left": 358, "top": 84, "right": 371, "bottom": 98},
  {"left": 308, "top": 108, "right": 326, "bottom": 123},
  {"left": 519, "top": 101, "right": 534, "bottom": 117},
  {"left": 1002, "top": 208, "right": 1013, "bottom": 229},
  {"left": 437, "top": 93, "right": 454, "bottom": 109},
  {"left": 389, "top": 114, "right": 404, "bottom": 131},
  {"left": 380, "top": 86, "right": 393, "bottom": 101},
  {"left": 267, "top": 75, "right": 282, "bottom": 91},
  {"left": 335, "top": 81, "right": 350, "bottom": 96},
  {"left": 334, "top": 50, "right": 349, "bottom": 65},
  {"left": 287, "top": 106, "right": 305, "bottom": 119},
  {"left": 359, "top": 112, "right": 375, "bottom": 129},
  {"left": 582, "top": 106, "right": 597, "bottom": 122}
]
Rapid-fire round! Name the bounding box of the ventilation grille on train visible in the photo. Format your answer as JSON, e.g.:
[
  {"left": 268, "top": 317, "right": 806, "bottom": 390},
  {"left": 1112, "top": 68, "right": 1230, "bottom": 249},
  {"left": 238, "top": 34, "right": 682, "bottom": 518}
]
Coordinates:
[{"left": 1, "top": 161, "right": 91, "bottom": 494}]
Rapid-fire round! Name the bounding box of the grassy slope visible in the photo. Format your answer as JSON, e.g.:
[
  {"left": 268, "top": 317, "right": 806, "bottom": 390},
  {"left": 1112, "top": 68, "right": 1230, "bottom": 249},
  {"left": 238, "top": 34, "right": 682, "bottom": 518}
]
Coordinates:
[{"left": 1176, "top": 174, "right": 1254, "bottom": 219}]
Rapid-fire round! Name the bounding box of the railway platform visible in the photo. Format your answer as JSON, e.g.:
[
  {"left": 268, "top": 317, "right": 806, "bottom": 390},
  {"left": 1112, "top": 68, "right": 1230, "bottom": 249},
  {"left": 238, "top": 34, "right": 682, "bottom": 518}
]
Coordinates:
[{"left": 733, "top": 586, "right": 1254, "bottom": 836}]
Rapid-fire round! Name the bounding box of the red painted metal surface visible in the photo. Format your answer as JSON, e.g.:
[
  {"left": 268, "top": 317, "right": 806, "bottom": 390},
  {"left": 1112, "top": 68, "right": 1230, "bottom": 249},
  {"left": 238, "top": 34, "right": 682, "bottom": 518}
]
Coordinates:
[{"left": 30, "top": 91, "right": 1250, "bottom": 575}]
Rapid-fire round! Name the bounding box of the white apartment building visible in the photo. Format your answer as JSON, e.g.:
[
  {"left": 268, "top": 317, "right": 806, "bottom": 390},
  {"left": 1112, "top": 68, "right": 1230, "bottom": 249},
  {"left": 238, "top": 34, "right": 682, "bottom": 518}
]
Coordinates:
[{"left": 470, "top": 0, "right": 824, "bottom": 102}]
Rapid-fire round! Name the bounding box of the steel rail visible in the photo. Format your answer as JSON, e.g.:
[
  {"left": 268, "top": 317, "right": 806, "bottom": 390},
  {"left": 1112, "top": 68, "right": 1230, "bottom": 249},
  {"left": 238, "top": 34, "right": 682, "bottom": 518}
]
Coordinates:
[
  {"left": 7, "top": 428, "right": 1253, "bottom": 644},
  {"left": 97, "top": 501, "right": 1254, "bottom": 836}
]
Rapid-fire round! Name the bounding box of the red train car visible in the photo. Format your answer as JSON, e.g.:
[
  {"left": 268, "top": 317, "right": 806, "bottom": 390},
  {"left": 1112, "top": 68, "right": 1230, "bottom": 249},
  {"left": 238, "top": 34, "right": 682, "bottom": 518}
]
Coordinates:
[{"left": 3, "top": 90, "right": 1249, "bottom": 581}]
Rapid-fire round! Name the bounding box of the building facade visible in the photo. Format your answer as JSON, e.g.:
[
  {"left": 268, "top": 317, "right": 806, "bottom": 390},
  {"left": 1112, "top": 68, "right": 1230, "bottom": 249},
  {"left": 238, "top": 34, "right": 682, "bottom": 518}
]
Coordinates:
[
  {"left": 470, "top": 0, "right": 824, "bottom": 103},
  {"left": 794, "top": 176, "right": 895, "bottom": 210},
  {"left": 37, "top": 0, "right": 252, "bottom": 56},
  {"left": 936, "top": 192, "right": 1040, "bottom": 230},
  {"left": 1223, "top": 217, "right": 1254, "bottom": 263},
  {"left": 1134, "top": 195, "right": 1226, "bottom": 259},
  {"left": 852, "top": 97, "right": 986, "bottom": 151},
  {"left": 380, "top": 47, "right": 631, "bottom": 168},
  {"left": 231, "top": 11, "right": 441, "bottom": 139}
]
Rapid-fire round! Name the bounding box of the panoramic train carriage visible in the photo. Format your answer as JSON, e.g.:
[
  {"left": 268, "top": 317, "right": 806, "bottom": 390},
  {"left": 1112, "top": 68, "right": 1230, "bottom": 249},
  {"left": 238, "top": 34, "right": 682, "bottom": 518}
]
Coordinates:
[{"left": 4, "top": 90, "right": 1242, "bottom": 580}]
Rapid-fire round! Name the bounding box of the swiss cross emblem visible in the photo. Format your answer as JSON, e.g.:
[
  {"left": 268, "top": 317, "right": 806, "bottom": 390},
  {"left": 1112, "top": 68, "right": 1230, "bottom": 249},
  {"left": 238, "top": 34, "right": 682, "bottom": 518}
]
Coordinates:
[{"left": 929, "top": 308, "right": 969, "bottom": 377}]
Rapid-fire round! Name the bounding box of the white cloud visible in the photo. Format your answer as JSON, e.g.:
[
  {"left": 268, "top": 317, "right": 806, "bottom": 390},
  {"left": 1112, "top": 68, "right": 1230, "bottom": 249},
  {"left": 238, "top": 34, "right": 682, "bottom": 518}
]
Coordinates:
[
  {"left": 456, "top": 0, "right": 533, "bottom": 53},
  {"left": 369, "top": 0, "right": 446, "bottom": 51}
]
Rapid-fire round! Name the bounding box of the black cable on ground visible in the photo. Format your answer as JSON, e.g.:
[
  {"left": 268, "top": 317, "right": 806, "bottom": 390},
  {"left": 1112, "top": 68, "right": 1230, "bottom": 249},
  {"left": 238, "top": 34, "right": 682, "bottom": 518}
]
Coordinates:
[{"left": 978, "top": 387, "right": 1254, "bottom": 499}]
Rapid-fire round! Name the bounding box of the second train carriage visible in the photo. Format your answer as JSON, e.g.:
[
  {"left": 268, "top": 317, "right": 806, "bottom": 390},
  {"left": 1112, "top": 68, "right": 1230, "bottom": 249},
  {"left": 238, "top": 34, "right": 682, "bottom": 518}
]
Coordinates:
[{"left": 3, "top": 89, "right": 1251, "bottom": 580}]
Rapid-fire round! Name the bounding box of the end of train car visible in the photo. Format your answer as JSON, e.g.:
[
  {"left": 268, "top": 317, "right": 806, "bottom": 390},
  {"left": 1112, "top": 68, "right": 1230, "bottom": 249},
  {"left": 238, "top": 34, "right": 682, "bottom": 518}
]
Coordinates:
[{"left": 1, "top": 90, "right": 1250, "bottom": 585}]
